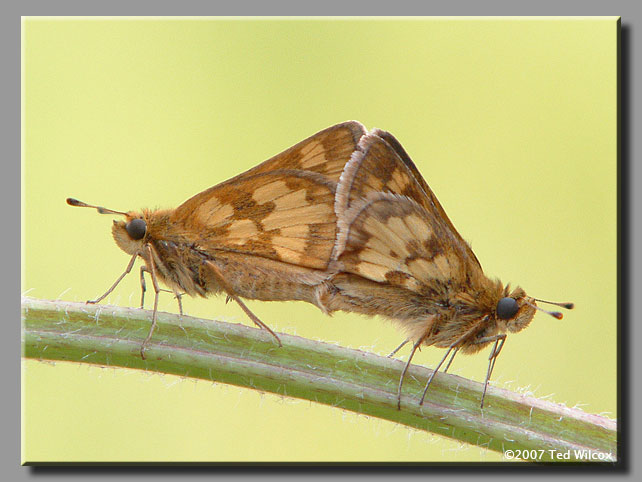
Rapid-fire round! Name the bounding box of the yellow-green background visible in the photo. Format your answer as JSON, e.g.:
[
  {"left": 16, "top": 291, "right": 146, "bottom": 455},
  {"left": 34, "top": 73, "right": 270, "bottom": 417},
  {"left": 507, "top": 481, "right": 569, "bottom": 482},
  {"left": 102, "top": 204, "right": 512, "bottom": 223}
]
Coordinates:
[{"left": 22, "top": 18, "right": 618, "bottom": 462}]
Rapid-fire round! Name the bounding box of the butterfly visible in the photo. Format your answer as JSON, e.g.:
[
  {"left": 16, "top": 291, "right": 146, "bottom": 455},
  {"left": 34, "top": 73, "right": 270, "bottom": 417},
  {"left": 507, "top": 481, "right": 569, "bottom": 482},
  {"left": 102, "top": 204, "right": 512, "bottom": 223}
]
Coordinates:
[
  {"left": 67, "top": 121, "right": 367, "bottom": 358},
  {"left": 316, "top": 126, "right": 573, "bottom": 408}
]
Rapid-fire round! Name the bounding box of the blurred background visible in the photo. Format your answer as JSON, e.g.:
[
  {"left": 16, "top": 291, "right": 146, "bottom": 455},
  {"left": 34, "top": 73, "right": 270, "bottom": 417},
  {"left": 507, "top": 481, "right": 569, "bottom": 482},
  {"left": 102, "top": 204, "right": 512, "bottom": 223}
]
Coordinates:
[{"left": 22, "top": 18, "right": 617, "bottom": 462}]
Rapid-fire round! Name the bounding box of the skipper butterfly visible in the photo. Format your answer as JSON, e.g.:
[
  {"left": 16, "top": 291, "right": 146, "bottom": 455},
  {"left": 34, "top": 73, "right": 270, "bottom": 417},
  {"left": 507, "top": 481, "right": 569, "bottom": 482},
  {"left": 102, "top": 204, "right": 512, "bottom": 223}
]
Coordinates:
[
  {"left": 67, "top": 121, "right": 367, "bottom": 358},
  {"left": 316, "top": 125, "right": 574, "bottom": 408}
]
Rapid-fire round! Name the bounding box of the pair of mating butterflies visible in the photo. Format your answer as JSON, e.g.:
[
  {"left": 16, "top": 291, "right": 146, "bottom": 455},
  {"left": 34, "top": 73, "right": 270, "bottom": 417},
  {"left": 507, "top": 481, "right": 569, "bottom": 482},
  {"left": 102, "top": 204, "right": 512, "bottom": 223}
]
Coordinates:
[{"left": 68, "top": 121, "right": 572, "bottom": 408}]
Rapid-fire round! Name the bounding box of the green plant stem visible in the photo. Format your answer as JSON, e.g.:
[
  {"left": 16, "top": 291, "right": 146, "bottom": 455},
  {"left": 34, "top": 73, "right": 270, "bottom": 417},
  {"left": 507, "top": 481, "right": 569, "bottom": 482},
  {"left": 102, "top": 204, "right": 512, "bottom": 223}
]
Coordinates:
[{"left": 21, "top": 297, "right": 616, "bottom": 462}]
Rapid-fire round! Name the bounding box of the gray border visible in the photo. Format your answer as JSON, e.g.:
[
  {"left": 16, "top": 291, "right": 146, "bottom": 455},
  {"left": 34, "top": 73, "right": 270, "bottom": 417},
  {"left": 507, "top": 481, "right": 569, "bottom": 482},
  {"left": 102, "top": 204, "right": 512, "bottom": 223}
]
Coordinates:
[{"left": 10, "top": 0, "right": 639, "bottom": 480}]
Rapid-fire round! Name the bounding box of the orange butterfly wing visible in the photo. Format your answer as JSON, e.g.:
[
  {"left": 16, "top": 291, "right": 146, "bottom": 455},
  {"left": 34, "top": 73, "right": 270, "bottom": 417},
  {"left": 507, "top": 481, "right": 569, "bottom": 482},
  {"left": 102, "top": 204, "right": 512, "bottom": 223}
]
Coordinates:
[
  {"left": 333, "top": 129, "right": 484, "bottom": 293},
  {"left": 171, "top": 121, "right": 367, "bottom": 271}
]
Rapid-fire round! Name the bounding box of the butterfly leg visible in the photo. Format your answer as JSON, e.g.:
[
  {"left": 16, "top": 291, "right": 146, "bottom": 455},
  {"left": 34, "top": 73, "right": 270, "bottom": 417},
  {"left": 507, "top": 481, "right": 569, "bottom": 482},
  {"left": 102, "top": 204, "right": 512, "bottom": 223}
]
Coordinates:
[
  {"left": 140, "top": 265, "right": 184, "bottom": 315},
  {"left": 418, "top": 345, "right": 457, "bottom": 405},
  {"left": 88, "top": 252, "right": 138, "bottom": 304},
  {"left": 139, "top": 265, "right": 148, "bottom": 309},
  {"left": 474, "top": 334, "right": 507, "bottom": 408},
  {"left": 139, "top": 245, "right": 163, "bottom": 359},
  {"left": 175, "top": 292, "right": 184, "bottom": 315},
  {"left": 388, "top": 339, "right": 409, "bottom": 358},
  {"left": 396, "top": 335, "right": 428, "bottom": 410},
  {"left": 205, "top": 260, "right": 282, "bottom": 347},
  {"left": 443, "top": 346, "right": 460, "bottom": 374},
  {"left": 419, "top": 324, "right": 483, "bottom": 405}
]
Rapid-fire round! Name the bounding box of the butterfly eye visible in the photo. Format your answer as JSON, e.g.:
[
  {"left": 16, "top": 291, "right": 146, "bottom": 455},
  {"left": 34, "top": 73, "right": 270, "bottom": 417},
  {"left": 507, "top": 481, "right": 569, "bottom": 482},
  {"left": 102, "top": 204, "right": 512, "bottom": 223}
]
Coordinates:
[
  {"left": 496, "top": 297, "right": 519, "bottom": 320},
  {"left": 125, "top": 218, "right": 147, "bottom": 240}
]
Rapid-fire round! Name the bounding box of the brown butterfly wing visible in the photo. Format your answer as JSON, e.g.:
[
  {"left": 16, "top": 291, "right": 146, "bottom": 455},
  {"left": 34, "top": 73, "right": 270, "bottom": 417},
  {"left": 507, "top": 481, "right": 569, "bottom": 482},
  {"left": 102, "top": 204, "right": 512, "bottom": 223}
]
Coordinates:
[
  {"left": 371, "top": 130, "right": 474, "bottom": 247},
  {"left": 171, "top": 121, "right": 367, "bottom": 270},
  {"left": 334, "top": 129, "right": 483, "bottom": 293}
]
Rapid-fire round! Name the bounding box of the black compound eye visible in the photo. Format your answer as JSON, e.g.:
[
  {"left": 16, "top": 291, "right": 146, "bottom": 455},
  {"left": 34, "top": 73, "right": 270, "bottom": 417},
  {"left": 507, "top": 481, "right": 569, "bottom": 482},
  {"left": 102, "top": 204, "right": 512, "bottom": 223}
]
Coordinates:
[
  {"left": 125, "top": 218, "right": 147, "bottom": 240},
  {"left": 497, "top": 297, "right": 519, "bottom": 320}
]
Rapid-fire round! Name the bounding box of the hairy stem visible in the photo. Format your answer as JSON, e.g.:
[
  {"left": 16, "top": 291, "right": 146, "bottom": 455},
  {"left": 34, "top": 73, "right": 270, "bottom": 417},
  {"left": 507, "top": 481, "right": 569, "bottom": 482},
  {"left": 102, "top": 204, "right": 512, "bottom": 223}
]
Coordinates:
[{"left": 21, "top": 297, "right": 616, "bottom": 461}]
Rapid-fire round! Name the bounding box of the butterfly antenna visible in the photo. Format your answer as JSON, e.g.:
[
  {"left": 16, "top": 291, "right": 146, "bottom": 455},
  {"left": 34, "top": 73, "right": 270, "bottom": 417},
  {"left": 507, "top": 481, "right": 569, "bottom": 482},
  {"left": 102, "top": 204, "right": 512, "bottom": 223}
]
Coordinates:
[
  {"left": 533, "top": 298, "right": 575, "bottom": 310},
  {"left": 66, "top": 198, "right": 128, "bottom": 216},
  {"left": 526, "top": 298, "right": 574, "bottom": 320}
]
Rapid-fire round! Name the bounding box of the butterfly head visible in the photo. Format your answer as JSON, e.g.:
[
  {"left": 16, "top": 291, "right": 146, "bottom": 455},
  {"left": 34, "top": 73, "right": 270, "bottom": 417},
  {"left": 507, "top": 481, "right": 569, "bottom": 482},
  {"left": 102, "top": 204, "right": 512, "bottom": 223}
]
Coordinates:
[
  {"left": 495, "top": 285, "right": 574, "bottom": 333},
  {"left": 112, "top": 213, "right": 148, "bottom": 255},
  {"left": 495, "top": 286, "right": 536, "bottom": 333}
]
